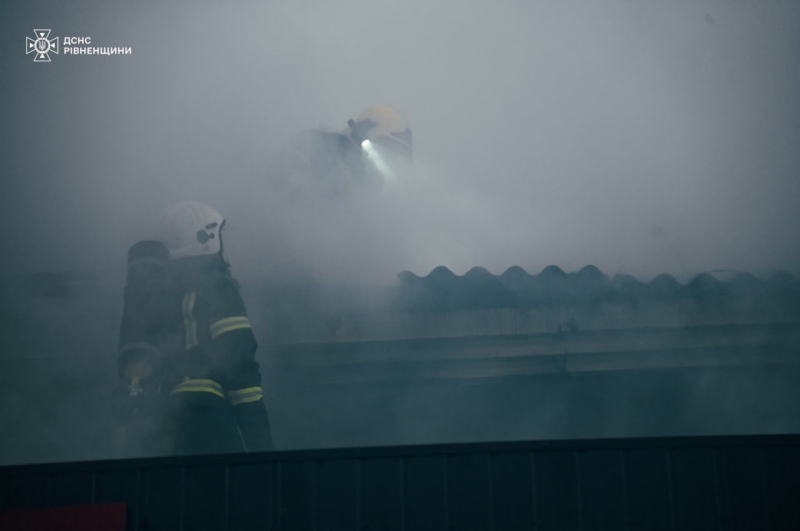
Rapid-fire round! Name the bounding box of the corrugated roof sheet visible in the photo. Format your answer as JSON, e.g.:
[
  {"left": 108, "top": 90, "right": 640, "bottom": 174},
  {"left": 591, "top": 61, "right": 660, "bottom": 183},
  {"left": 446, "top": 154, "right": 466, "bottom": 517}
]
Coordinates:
[{"left": 395, "top": 265, "right": 800, "bottom": 312}]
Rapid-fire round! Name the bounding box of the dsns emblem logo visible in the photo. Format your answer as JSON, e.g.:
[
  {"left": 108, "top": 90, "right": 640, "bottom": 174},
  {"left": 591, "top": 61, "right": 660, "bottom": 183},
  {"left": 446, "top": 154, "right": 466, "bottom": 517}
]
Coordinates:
[{"left": 26, "top": 29, "right": 59, "bottom": 62}]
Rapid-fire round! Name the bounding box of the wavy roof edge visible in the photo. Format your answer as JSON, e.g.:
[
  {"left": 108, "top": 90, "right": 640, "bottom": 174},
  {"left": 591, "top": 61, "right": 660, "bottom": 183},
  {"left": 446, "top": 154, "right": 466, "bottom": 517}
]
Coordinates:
[
  {"left": 397, "top": 265, "right": 799, "bottom": 289},
  {"left": 3, "top": 266, "right": 798, "bottom": 293}
]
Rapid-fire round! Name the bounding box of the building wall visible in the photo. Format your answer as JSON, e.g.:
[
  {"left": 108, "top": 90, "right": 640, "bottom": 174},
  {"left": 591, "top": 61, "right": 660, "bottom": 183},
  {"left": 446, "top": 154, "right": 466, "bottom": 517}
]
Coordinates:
[{"left": 1, "top": 272, "right": 798, "bottom": 466}]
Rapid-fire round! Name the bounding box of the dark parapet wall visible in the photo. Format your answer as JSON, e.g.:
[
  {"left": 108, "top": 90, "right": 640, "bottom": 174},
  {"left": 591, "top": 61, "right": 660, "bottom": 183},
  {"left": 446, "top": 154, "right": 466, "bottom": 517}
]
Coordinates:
[{"left": 1, "top": 435, "right": 799, "bottom": 531}]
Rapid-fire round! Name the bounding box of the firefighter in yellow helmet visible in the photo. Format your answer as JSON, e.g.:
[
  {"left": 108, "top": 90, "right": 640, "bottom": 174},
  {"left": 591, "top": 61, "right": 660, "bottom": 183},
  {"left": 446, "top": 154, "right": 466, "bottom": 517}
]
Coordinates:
[
  {"left": 268, "top": 105, "right": 412, "bottom": 201},
  {"left": 112, "top": 201, "right": 275, "bottom": 456}
]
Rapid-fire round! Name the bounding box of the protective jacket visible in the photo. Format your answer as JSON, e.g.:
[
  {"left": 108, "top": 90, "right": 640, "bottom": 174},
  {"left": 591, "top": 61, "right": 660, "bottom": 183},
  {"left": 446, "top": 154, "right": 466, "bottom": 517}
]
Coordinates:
[
  {"left": 115, "top": 243, "right": 274, "bottom": 456},
  {"left": 267, "top": 128, "right": 369, "bottom": 201}
]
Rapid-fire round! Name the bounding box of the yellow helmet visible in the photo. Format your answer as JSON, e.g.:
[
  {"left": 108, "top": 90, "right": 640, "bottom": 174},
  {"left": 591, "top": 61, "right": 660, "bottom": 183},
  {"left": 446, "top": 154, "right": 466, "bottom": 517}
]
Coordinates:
[{"left": 347, "top": 105, "right": 412, "bottom": 161}]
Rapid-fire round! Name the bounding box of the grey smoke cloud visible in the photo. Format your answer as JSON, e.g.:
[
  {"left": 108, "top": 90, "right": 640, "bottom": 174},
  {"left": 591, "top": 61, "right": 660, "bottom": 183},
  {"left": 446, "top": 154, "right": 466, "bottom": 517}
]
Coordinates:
[
  {"left": 1, "top": 0, "right": 800, "bottom": 464},
  {"left": 1, "top": 0, "right": 798, "bottom": 283}
]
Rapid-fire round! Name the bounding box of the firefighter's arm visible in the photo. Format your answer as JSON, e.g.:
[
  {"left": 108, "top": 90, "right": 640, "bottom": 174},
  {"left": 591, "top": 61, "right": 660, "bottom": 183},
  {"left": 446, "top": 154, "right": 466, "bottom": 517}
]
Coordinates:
[
  {"left": 267, "top": 129, "right": 328, "bottom": 199},
  {"left": 207, "top": 283, "right": 275, "bottom": 451},
  {"left": 211, "top": 327, "right": 275, "bottom": 451},
  {"left": 114, "top": 241, "right": 170, "bottom": 421}
]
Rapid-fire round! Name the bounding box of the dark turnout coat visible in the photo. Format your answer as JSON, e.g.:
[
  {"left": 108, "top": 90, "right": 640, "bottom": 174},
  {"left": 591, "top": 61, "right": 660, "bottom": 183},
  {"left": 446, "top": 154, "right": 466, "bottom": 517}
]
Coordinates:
[{"left": 116, "top": 241, "right": 274, "bottom": 455}]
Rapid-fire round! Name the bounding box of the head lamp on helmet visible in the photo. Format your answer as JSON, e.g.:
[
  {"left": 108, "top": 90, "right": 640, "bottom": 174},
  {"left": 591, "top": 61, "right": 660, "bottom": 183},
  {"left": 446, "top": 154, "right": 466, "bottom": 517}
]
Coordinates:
[{"left": 347, "top": 105, "right": 412, "bottom": 163}]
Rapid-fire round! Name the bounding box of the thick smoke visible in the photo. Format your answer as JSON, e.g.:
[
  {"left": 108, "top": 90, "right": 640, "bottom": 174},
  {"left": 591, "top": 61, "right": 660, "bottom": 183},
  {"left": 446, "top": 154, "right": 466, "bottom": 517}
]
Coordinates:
[
  {"left": 1, "top": 0, "right": 799, "bottom": 282},
  {"left": 0, "top": 0, "right": 799, "bottom": 465}
]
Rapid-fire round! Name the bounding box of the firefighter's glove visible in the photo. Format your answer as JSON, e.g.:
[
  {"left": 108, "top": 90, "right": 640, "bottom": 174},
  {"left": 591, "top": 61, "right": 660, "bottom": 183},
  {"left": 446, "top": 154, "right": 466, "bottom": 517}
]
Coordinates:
[{"left": 111, "top": 379, "right": 148, "bottom": 421}]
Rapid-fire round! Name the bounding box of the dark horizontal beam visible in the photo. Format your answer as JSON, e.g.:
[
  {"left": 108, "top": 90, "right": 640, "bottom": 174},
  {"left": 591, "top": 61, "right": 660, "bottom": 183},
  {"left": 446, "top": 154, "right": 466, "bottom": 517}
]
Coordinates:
[{"left": 3, "top": 433, "right": 799, "bottom": 477}]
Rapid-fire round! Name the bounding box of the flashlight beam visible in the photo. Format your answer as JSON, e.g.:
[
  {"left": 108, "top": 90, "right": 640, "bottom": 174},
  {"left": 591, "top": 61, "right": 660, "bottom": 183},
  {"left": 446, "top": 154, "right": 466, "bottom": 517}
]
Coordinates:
[{"left": 361, "top": 140, "right": 394, "bottom": 180}]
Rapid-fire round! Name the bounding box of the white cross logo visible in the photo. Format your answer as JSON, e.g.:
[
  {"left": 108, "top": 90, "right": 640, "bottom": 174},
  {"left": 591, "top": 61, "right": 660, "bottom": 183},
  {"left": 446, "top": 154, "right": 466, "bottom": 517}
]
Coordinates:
[{"left": 26, "top": 29, "right": 59, "bottom": 62}]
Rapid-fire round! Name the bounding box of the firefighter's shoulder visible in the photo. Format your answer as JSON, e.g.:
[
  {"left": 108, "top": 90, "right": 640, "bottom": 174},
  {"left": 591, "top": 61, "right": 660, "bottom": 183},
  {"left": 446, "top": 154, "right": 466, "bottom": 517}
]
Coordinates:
[
  {"left": 267, "top": 128, "right": 355, "bottom": 195},
  {"left": 200, "top": 274, "right": 253, "bottom": 341}
]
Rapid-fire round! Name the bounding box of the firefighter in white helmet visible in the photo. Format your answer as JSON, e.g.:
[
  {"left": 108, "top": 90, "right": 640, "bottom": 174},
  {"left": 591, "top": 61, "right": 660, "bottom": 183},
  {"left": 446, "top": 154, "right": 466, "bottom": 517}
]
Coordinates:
[
  {"left": 268, "top": 104, "right": 412, "bottom": 201},
  {"left": 113, "top": 200, "right": 274, "bottom": 456}
]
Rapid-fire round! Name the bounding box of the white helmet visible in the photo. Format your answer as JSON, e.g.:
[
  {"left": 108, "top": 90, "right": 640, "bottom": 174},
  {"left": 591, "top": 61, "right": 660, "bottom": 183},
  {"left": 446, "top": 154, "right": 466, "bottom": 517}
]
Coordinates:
[{"left": 156, "top": 201, "right": 225, "bottom": 260}]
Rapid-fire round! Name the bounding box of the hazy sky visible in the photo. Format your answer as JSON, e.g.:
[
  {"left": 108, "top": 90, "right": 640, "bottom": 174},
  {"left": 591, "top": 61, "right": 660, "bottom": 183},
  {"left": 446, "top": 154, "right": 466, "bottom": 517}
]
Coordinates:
[{"left": 2, "top": 0, "right": 799, "bottom": 284}]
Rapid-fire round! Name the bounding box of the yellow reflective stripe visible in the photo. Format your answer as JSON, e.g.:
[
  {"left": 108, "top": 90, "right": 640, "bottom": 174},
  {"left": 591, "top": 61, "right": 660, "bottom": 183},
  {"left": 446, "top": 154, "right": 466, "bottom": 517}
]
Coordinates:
[
  {"left": 182, "top": 292, "right": 198, "bottom": 350},
  {"left": 171, "top": 378, "right": 225, "bottom": 400},
  {"left": 233, "top": 395, "right": 262, "bottom": 405},
  {"left": 227, "top": 386, "right": 263, "bottom": 405},
  {"left": 209, "top": 316, "right": 251, "bottom": 340}
]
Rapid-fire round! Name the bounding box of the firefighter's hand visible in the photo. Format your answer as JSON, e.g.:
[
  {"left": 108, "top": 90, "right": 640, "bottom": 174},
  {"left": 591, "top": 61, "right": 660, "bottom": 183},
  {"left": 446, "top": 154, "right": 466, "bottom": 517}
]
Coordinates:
[{"left": 111, "top": 379, "right": 144, "bottom": 421}]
